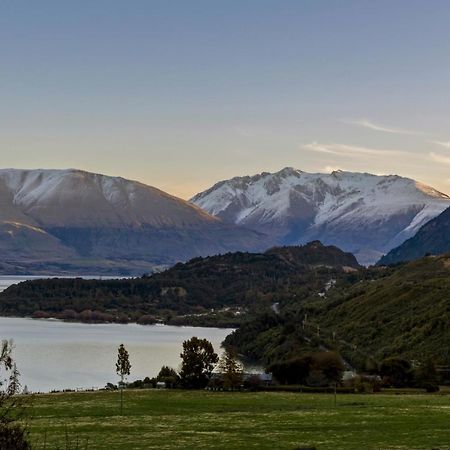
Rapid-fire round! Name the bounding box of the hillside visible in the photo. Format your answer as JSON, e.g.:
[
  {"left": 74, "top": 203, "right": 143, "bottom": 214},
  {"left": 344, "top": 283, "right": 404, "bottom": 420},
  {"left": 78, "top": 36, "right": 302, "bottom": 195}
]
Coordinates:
[
  {"left": 226, "top": 255, "right": 450, "bottom": 367},
  {"left": 3, "top": 230, "right": 448, "bottom": 367},
  {"left": 0, "top": 242, "right": 360, "bottom": 326},
  {"left": 191, "top": 167, "right": 450, "bottom": 265},
  {"left": 0, "top": 169, "right": 266, "bottom": 274},
  {"left": 378, "top": 206, "right": 450, "bottom": 265}
]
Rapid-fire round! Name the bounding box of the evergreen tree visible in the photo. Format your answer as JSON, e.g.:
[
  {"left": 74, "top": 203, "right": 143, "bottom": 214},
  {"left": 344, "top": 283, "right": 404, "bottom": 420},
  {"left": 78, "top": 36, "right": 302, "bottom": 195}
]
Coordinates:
[{"left": 218, "top": 347, "right": 243, "bottom": 390}]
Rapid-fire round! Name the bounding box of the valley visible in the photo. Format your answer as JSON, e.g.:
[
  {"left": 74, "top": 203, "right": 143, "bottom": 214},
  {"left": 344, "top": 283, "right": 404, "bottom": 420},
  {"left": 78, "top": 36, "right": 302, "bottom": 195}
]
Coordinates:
[
  {"left": 2, "top": 165, "right": 449, "bottom": 381},
  {"left": 3, "top": 5, "right": 450, "bottom": 449},
  {"left": 1, "top": 240, "right": 448, "bottom": 371}
]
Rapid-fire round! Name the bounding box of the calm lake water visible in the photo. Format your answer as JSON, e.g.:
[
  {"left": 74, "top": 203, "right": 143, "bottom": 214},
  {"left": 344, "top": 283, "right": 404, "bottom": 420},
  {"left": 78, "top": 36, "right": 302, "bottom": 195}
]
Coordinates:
[
  {"left": 0, "top": 317, "right": 232, "bottom": 393},
  {"left": 0, "top": 276, "right": 232, "bottom": 393}
]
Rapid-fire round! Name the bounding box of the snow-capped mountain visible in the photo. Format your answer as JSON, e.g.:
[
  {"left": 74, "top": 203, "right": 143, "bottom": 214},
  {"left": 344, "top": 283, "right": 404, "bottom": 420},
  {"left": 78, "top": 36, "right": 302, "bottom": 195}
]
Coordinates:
[
  {"left": 191, "top": 167, "right": 450, "bottom": 265},
  {"left": 0, "top": 169, "right": 265, "bottom": 274}
]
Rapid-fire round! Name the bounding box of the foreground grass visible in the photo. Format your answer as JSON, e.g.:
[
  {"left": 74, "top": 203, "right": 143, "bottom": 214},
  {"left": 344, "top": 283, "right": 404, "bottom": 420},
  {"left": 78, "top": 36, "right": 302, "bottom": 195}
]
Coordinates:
[{"left": 26, "top": 389, "right": 450, "bottom": 450}]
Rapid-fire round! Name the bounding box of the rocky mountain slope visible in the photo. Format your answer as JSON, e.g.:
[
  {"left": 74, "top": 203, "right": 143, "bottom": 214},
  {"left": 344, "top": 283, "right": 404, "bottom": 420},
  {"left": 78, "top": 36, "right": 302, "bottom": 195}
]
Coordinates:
[
  {"left": 0, "top": 169, "right": 266, "bottom": 274},
  {"left": 191, "top": 168, "right": 450, "bottom": 265},
  {"left": 378, "top": 205, "right": 450, "bottom": 265}
]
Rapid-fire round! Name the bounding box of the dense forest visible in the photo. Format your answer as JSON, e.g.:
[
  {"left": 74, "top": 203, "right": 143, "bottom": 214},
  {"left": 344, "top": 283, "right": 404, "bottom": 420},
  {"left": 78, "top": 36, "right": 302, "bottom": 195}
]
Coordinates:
[
  {"left": 225, "top": 254, "right": 450, "bottom": 368},
  {"left": 0, "top": 241, "right": 360, "bottom": 326}
]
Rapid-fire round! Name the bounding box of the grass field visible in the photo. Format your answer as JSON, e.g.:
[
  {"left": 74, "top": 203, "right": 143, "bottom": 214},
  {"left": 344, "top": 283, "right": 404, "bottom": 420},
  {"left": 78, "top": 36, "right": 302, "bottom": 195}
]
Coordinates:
[{"left": 26, "top": 389, "right": 450, "bottom": 450}]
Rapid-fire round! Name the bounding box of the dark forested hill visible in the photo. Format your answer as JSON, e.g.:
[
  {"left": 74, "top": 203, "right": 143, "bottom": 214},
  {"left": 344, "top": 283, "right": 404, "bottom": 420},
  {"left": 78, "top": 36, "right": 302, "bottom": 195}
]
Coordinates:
[
  {"left": 379, "top": 206, "right": 450, "bottom": 265},
  {"left": 0, "top": 241, "right": 360, "bottom": 326},
  {"left": 226, "top": 254, "right": 450, "bottom": 367}
]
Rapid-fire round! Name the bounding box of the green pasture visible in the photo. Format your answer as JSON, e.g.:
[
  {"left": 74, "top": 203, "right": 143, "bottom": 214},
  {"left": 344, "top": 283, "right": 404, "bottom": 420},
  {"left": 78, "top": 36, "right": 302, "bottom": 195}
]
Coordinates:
[{"left": 26, "top": 389, "right": 450, "bottom": 450}]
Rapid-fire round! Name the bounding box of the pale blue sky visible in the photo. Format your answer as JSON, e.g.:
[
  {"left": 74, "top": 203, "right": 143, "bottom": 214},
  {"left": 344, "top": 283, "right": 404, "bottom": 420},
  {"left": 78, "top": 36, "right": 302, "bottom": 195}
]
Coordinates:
[{"left": 2, "top": 1, "right": 450, "bottom": 197}]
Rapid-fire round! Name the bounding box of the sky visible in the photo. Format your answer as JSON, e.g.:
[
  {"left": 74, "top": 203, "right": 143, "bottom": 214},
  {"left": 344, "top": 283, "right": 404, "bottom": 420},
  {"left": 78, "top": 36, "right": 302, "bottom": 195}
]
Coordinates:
[{"left": 2, "top": 0, "right": 450, "bottom": 198}]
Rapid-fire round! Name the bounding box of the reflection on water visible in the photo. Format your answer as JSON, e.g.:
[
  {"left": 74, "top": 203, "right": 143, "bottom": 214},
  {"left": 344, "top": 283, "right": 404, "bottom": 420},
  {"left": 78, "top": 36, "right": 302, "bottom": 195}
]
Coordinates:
[{"left": 0, "top": 317, "right": 232, "bottom": 393}]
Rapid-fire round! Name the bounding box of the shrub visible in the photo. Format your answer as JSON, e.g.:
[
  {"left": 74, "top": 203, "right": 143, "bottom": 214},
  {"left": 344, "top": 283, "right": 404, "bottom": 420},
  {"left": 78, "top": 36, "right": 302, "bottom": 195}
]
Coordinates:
[
  {"left": 380, "top": 358, "right": 413, "bottom": 387},
  {"left": 0, "top": 340, "right": 32, "bottom": 449},
  {"left": 270, "top": 352, "right": 344, "bottom": 387},
  {"left": 269, "top": 356, "right": 312, "bottom": 385},
  {"left": 423, "top": 382, "right": 439, "bottom": 393},
  {"left": 243, "top": 374, "right": 262, "bottom": 391},
  {"left": 157, "top": 366, "right": 180, "bottom": 388},
  {"left": 137, "top": 315, "right": 157, "bottom": 325},
  {"left": 0, "top": 423, "right": 32, "bottom": 450}
]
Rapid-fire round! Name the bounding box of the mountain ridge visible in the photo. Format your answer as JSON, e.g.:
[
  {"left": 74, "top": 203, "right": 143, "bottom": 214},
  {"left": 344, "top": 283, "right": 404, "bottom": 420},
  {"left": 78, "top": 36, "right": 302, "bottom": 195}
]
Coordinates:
[
  {"left": 191, "top": 167, "right": 450, "bottom": 265},
  {"left": 0, "top": 168, "right": 267, "bottom": 275},
  {"left": 378, "top": 205, "right": 450, "bottom": 265}
]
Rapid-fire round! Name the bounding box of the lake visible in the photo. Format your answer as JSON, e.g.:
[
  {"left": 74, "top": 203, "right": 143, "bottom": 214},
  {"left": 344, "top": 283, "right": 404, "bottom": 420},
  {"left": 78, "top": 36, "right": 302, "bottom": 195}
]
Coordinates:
[
  {"left": 0, "top": 317, "right": 232, "bottom": 393},
  {"left": 0, "top": 276, "right": 232, "bottom": 393}
]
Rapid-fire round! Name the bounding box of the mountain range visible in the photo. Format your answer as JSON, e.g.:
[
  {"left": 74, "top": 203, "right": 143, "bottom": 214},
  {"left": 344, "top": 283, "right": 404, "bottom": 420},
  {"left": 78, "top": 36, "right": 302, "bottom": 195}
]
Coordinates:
[
  {"left": 191, "top": 167, "right": 450, "bottom": 265},
  {"left": 0, "top": 167, "right": 449, "bottom": 274},
  {"left": 0, "top": 169, "right": 265, "bottom": 275}
]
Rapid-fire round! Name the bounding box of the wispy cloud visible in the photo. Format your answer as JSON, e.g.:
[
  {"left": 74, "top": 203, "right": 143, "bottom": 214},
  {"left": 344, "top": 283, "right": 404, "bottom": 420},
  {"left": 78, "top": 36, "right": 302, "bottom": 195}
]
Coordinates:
[
  {"left": 343, "top": 118, "right": 418, "bottom": 135},
  {"left": 303, "top": 141, "right": 410, "bottom": 157},
  {"left": 432, "top": 141, "right": 450, "bottom": 149},
  {"left": 430, "top": 152, "right": 450, "bottom": 165}
]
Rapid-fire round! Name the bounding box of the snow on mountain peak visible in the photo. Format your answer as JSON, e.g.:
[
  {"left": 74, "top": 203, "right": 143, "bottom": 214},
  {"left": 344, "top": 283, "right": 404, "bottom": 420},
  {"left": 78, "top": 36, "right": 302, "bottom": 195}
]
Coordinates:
[
  {"left": 0, "top": 168, "right": 269, "bottom": 274},
  {"left": 0, "top": 168, "right": 218, "bottom": 228},
  {"left": 190, "top": 168, "right": 450, "bottom": 265}
]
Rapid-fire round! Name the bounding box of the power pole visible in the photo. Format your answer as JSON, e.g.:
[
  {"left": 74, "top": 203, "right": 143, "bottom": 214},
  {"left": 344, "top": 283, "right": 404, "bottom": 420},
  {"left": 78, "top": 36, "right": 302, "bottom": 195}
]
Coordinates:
[{"left": 302, "top": 313, "right": 307, "bottom": 330}]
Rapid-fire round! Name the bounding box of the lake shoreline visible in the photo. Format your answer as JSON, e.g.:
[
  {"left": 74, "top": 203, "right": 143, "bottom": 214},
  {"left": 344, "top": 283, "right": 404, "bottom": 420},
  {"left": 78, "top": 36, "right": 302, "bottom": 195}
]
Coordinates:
[
  {"left": 0, "top": 275, "right": 245, "bottom": 329},
  {"left": 0, "top": 313, "right": 238, "bottom": 329},
  {"left": 0, "top": 313, "right": 237, "bottom": 329},
  {"left": 1, "top": 317, "right": 232, "bottom": 392}
]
